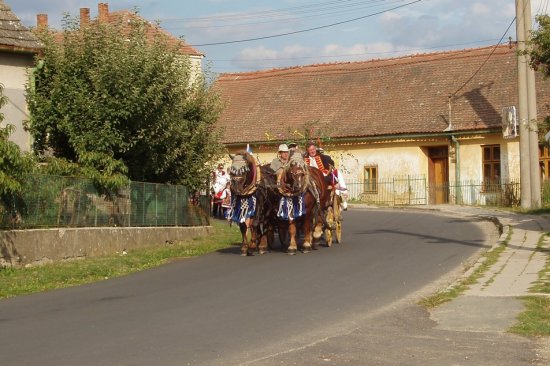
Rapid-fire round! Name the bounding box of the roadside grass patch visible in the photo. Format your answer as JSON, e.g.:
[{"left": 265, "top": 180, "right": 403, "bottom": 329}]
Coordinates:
[
  {"left": 0, "top": 220, "right": 241, "bottom": 299},
  {"left": 510, "top": 233, "right": 550, "bottom": 337},
  {"left": 529, "top": 234, "right": 550, "bottom": 295},
  {"left": 509, "top": 296, "right": 550, "bottom": 337},
  {"left": 418, "top": 226, "right": 512, "bottom": 309}
]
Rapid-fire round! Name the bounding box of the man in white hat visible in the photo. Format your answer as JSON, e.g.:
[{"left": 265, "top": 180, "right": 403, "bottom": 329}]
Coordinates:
[{"left": 270, "top": 144, "right": 290, "bottom": 173}]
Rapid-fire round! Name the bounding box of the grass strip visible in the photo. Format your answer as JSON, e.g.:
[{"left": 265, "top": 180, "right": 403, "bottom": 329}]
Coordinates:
[
  {"left": 418, "top": 225, "right": 512, "bottom": 308},
  {"left": 509, "top": 296, "right": 550, "bottom": 337},
  {"left": 510, "top": 233, "right": 550, "bottom": 337},
  {"left": 0, "top": 220, "right": 241, "bottom": 299},
  {"left": 528, "top": 233, "right": 550, "bottom": 294}
]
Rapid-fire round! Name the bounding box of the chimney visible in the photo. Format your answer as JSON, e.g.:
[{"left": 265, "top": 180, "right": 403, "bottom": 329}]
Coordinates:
[
  {"left": 98, "top": 3, "right": 109, "bottom": 23},
  {"left": 80, "top": 8, "right": 90, "bottom": 27},
  {"left": 36, "top": 14, "right": 48, "bottom": 29}
]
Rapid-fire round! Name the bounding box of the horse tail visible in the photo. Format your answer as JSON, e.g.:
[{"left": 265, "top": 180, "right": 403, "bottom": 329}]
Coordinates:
[{"left": 308, "top": 176, "right": 330, "bottom": 230}]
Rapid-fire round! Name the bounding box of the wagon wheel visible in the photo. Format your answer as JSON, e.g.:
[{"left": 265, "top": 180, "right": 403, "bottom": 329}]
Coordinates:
[
  {"left": 333, "top": 194, "right": 343, "bottom": 244},
  {"left": 325, "top": 206, "right": 334, "bottom": 247}
]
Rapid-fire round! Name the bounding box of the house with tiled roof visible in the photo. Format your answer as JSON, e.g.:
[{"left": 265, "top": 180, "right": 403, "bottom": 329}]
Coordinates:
[
  {"left": 0, "top": 0, "right": 42, "bottom": 151},
  {"left": 34, "top": 3, "right": 204, "bottom": 83},
  {"left": 214, "top": 44, "right": 550, "bottom": 205}
]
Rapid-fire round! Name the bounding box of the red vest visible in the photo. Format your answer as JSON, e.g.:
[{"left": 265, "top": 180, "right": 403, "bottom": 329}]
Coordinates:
[{"left": 305, "top": 155, "right": 329, "bottom": 175}]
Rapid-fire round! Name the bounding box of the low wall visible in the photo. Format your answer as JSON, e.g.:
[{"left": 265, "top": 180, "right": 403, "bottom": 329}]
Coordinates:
[{"left": 0, "top": 226, "right": 214, "bottom": 267}]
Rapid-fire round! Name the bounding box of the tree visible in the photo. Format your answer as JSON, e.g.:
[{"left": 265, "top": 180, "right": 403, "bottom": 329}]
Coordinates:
[
  {"left": 525, "top": 14, "right": 550, "bottom": 142},
  {"left": 0, "top": 84, "right": 35, "bottom": 217},
  {"left": 27, "top": 12, "right": 223, "bottom": 189}
]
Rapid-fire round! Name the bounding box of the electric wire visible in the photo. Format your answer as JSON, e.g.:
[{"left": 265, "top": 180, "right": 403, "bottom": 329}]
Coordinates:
[
  {"left": 190, "top": 0, "right": 424, "bottom": 47},
  {"left": 168, "top": 0, "right": 406, "bottom": 30},
  {"left": 450, "top": 17, "right": 516, "bottom": 99},
  {"left": 208, "top": 38, "right": 501, "bottom": 63},
  {"left": 162, "top": 0, "right": 395, "bottom": 23}
]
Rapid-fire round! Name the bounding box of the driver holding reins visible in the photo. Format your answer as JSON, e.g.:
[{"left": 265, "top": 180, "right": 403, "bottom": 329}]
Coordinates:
[{"left": 303, "top": 140, "right": 348, "bottom": 210}]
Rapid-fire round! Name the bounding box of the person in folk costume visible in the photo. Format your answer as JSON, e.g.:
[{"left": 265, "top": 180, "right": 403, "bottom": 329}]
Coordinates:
[
  {"left": 220, "top": 181, "right": 232, "bottom": 219},
  {"left": 211, "top": 163, "right": 229, "bottom": 217},
  {"left": 270, "top": 144, "right": 290, "bottom": 174},
  {"left": 304, "top": 140, "right": 348, "bottom": 210},
  {"left": 287, "top": 142, "right": 298, "bottom": 153}
]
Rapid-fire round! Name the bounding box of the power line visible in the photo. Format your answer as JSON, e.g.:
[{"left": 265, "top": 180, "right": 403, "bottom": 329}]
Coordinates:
[
  {"left": 207, "top": 39, "right": 501, "bottom": 63},
  {"left": 162, "top": 0, "right": 392, "bottom": 23},
  {"left": 168, "top": 0, "right": 406, "bottom": 30},
  {"left": 450, "top": 17, "right": 516, "bottom": 99},
  {"left": 190, "top": 0, "right": 424, "bottom": 47}
]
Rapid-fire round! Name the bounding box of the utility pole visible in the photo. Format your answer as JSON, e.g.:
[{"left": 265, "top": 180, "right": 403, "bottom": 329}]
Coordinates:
[
  {"left": 524, "top": 0, "right": 541, "bottom": 207},
  {"left": 516, "top": 0, "right": 540, "bottom": 208}
]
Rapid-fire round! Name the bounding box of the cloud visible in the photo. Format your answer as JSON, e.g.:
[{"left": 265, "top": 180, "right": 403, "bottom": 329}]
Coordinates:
[
  {"left": 231, "top": 41, "right": 410, "bottom": 71},
  {"left": 471, "top": 3, "right": 491, "bottom": 15},
  {"left": 232, "top": 44, "right": 315, "bottom": 70},
  {"left": 322, "top": 42, "right": 398, "bottom": 58},
  {"left": 380, "top": 11, "right": 402, "bottom": 22},
  {"left": 377, "top": 0, "right": 517, "bottom": 50}
]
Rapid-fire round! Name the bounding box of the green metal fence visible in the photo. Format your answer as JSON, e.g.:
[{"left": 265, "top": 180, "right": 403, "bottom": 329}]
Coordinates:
[
  {"left": 347, "top": 176, "right": 522, "bottom": 207},
  {"left": 0, "top": 174, "right": 210, "bottom": 229}
]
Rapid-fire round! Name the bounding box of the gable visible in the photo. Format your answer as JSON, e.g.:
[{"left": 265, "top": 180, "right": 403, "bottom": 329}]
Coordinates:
[{"left": 0, "top": 0, "right": 42, "bottom": 53}]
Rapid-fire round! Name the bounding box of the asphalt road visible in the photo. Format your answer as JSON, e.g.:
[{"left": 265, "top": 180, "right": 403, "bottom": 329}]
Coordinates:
[{"left": 0, "top": 208, "right": 490, "bottom": 366}]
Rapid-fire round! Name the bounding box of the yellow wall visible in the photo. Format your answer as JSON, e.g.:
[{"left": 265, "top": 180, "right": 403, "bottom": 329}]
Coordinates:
[{"left": 223, "top": 133, "right": 520, "bottom": 187}]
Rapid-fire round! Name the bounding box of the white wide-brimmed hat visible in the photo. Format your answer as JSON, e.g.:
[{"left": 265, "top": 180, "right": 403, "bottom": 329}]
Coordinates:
[{"left": 278, "top": 144, "right": 289, "bottom": 152}]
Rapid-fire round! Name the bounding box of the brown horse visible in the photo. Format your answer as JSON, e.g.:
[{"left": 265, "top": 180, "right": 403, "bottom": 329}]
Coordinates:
[
  {"left": 228, "top": 151, "right": 278, "bottom": 256},
  {"left": 277, "top": 151, "right": 330, "bottom": 254}
]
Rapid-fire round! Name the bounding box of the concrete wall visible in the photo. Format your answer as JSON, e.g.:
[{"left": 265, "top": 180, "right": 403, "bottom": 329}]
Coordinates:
[
  {"left": 0, "top": 226, "right": 214, "bottom": 267},
  {"left": 0, "top": 51, "right": 35, "bottom": 152}
]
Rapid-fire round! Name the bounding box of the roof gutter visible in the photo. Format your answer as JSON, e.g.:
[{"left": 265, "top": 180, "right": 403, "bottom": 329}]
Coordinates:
[
  {"left": 0, "top": 44, "right": 43, "bottom": 55},
  {"left": 222, "top": 129, "right": 501, "bottom": 147}
]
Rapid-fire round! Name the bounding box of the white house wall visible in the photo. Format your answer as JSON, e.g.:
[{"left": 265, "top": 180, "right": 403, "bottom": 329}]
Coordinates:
[{"left": 0, "top": 52, "right": 34, "bottom": 152}]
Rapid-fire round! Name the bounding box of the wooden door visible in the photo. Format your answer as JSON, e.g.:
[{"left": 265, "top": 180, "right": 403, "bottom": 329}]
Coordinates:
[
  {"left": 428, "top": 146, "right": 449, "bottom": 204},
  {"left": 433, "top": 158, "right": 449, "bottom": 204}
]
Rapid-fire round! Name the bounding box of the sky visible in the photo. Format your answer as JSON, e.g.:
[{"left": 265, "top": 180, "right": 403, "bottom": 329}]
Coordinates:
[{"left": 8, "top": 0, "right": 550, "bottom": 76}]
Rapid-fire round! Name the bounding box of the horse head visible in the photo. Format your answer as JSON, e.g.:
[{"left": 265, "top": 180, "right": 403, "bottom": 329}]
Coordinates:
[
  {"left": 229, "top": 151, "right": 257, "bottom": 195},
  {"left": 281, "top": 149, "right": 309, "bottom": 195}
]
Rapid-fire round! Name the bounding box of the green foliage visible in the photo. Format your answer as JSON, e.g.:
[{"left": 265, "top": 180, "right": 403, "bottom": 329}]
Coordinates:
[
  {"left": 284, "top": 119, "right": 334, "bottom": 148},
  {"left": 527, "top": 15, "right": 550, "bottom": 142},
  {"left": 0, "top": 84, "right": 34, "bottom": 198},
  {"left": 27, "top": 11, "right": 224, "bottom": 189}
]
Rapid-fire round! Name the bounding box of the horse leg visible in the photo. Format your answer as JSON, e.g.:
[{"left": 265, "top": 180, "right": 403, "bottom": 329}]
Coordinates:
[
  {"left": 302, "top": 216, "right": 313, "bottom": 253},
  {"left": 288, "top": 220, "right": 298, "bottom": 255},
  {"left": 239, "top": 223, "right": 249, "bottom": 256},
  {"left": 246, "top": 218, "right": 258, "bottom": 256},
  {"left": 266, "top": 224, "right": 275, "bottom": 251},
  {"left": 278, "top": 221, "right": 289, "bottom": 252},
  {"left": 312, "top": 208, "right": 324, "bottom": 249},
  {"left": 258, "top": 224, "right": 270, "bottom": 255}
]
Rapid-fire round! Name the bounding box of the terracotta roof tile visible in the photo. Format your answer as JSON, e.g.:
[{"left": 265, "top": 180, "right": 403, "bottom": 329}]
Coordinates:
[
  {"left": 215, "top": 45, "right": 550, "bottom": 144},
  {"left": 106, "top": 11, "right": 203, "bottom": 57},
  {"left": 0, "top": 0, "right": 42, "bottom": 52}
]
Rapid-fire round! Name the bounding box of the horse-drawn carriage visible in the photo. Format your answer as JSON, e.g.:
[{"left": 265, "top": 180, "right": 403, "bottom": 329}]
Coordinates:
[{"left": 227, "top": 150, "right": 344, "bottom": 256}]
